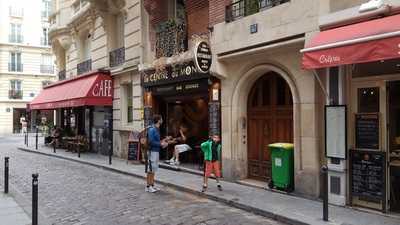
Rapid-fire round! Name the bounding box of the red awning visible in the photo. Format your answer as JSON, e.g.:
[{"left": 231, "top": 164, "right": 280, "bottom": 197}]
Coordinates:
[
  {"left": 301, "top": 14, "right": 400, "bottom": 69},
  {"left": 30, "top": 72, "right": 113, "bottom": 110}
]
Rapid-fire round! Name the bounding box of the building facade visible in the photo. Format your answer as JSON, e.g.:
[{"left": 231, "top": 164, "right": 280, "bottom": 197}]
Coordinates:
[
  {"left": 47, "top": 0, "right": 400, "bottom": 213},
  {"left": 302, "top": 0, "right": 400, "bottom": 213},
  {"left": 49, "top": 0, "right": 143, "bottom": 156},
  {"left": 0, "top": 0, "right": 56, "bottom": 134}
]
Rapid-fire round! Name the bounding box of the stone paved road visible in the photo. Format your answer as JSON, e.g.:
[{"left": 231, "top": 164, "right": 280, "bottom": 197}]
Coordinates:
[{"left": 0, "top": 136, "right": 284, "bottom": 225}]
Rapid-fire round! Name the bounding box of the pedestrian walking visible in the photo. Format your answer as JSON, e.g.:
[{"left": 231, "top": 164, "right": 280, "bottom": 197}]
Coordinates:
[
  {"left": 145, "top": 114, "right": 169, "bottom": 193},
  {"left": 201, "top": 135, "right": 222, "bottom": 192}
]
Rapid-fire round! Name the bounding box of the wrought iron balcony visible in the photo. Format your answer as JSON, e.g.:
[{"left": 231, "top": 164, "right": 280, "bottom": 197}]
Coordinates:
[
  {"left": 9, "top": 90, "right": 23, "bottom": 99},
  {"left": 226, "top": 0, "right": 290, "bottom": 22},
  {"left": 8, "top": 63, "right": 23, "bottom": 72},
  {"left": 109, "top": 47, "right": 125, "bottom": 68},
  {"left": 40, "top": 65, "right": 54, "bottom": 74},
  {"left": 77, "top": 59, "right": 92, "bottom": 75},
  {"left": 58, "top": 69, "right": 66, "bottom": 81},
  {"left": 41, "top": 37, "right": 51, "bottom": 46},
  {"left": 9, "top": 35, "right": 23, "bottom": 43},
  {"left": 155, "top": 20, "right": 187, "bottom": 58},
  {"left": 9, "top": 6, "right": 24, "bottom": 17}
]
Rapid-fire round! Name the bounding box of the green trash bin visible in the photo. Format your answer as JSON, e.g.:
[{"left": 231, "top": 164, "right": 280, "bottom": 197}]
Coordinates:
[{"left": 268, "top": 143, "right": 294, "bottom": 192}]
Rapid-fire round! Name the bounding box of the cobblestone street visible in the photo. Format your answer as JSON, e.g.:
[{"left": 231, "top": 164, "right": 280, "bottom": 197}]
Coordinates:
[{"left": 0, "top": 136, "right": 283, "bottom": 225}]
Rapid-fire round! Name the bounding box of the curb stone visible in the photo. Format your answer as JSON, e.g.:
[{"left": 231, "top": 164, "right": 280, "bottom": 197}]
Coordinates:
[{"left": 18, "top": 146, "right": 310, "bottom": 225}]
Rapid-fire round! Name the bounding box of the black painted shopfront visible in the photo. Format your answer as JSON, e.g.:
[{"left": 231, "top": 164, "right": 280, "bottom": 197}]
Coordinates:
[{"left": 141, "top": 43, "right": 220, "bottom": 171}]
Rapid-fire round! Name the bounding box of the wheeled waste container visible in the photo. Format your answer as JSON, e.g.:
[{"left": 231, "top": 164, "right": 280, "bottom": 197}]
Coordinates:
[{"left": 268, "top": 143, "right": 294, "bottom": 192}]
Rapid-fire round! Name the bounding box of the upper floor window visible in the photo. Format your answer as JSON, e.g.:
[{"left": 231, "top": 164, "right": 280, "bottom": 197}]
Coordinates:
[
  {"left": 9, "top": 52, "right": 23, "bottom": 72},
  {"left": 41, "top": 28, "right": 51, "bottom": 46},
  {"left": 9, "top": 5, "right": 24, "bottom": 18},
  {"left": 226, "top": 0, "right": 291, "bottom": 22},
  {"left": 109, "top": 13, "right": 125, "bottom": 67},
  {"left": 41, "top": 0, "right": 52, "bottom": 20},
  {"left": 73, "top": 0, "right": 89, "bottom": 14},
  {"left": 9, "top": 23, "right": 23, "bottom": 43},
  {"left": 9, "top": 80, "right": 23, "bottom": 99},
  {"left": 40, "top": 54, "right": 54, "bottom": 74}
]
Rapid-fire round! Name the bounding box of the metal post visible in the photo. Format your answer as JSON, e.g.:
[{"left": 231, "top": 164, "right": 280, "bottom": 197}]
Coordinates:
[
  {"left": 35, "top": 127, "right": 38, "bottom": 150},
  {"left": 78, "top": 145, "right": 80, "bottom": 158},
  {"left": 32, "top": 173, "right": 38, "bottom": 225},
  {"left": 53, "top": 138, "right": 56, "bottom": 153},
  {"left": 109, "top": 145, "right": 112, "bottom": 165},
  {"left": 24, "top": 131, "right": 27, "bottom": 145},
  {"left": 4, "top": 157, "right": 9, "bottom": 194},
  {"left": 26, "top": 131, "right": 29, "bottom": 147},
  {"left": 321, "top": 165, "right": 329, "bottom": 221}
]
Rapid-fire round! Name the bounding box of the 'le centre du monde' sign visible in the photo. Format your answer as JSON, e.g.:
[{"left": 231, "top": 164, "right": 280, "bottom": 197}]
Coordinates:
[{"left": 142, "top": 41, "right": 212, "bottom": 88}]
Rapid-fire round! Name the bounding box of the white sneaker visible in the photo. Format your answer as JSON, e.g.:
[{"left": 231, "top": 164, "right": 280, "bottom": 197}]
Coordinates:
[
  {"left": 148, "top": 186, "right": 158, "bottom": 193},
  {"left": 153, "top": 186, "right": 161, "bottom": 191},
  {"left": 145, "top": 186, "right": 149, "bottom": 192},
  {"left": 170, "top": 160, "right": 176, "bottom": 165}
]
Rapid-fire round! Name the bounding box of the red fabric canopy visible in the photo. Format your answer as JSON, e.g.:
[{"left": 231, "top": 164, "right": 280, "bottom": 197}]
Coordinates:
[
  {"left": 30, "top": 72, "right": 113, "bottom": 110},
  {"left": 302, "top": 14, "right": 400, "bottom": 69}
]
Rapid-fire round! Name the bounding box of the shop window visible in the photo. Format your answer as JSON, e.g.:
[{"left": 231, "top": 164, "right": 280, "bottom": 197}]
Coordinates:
[{"left": 358, "top": 87, "right": 379, "bottom": 113}]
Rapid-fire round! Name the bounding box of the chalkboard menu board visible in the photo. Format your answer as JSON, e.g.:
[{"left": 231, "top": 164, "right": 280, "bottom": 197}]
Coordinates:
[
  {"left": 128, "top": 141, "right": 139, "bottom": 161},
  {"left": 350, "top": 149, "right": 385, "bottom": 205},
  {"left": 355, "top": 113, "right": 379, "bottom": 149},
  {"left": 209, "top": 102, "right": 220, "bottom": 136}
]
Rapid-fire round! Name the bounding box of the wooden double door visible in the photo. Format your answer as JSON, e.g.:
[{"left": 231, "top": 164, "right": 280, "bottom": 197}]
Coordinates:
[{"left": 247, "top": 73, "right": 293, "bottom": 181}]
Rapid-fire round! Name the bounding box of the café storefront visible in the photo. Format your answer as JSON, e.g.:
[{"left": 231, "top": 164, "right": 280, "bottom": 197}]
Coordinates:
[
  {"left": 141, "top": 41, "right": 220, "bottom": 171},
  {"left": 302, "top": 14, "right": 400, "bottom": 212},
  {"left": 29, "top": 71, "right": 113, "bottom": 155}
]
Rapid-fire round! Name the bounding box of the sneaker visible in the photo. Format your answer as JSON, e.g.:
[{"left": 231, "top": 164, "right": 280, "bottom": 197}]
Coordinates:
[
  {"left": 175, "top": 161, "right": 180, "bottom": 165},
  {"left": 145, "top": 186, "right": 149, "bottom": 192},
  {"left": 201, "top": 185, "right": 207, "bottom": 192},
  {"left": 170, "top": 161, "right": 176, "bottom": 165},
  {"left": 217, "top": 184, "right": 222, "bottom": 191},
  {"left": 148, "top": 186, "right": 158, "bottom": 193},
  {"left": 153, "top": 186, "right": 161, "bottom": 191}
]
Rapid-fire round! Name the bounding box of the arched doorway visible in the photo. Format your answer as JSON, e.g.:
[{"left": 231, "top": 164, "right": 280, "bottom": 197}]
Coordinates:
[{"left": 247, "top": 72, "right": 293, "bottom": 181}]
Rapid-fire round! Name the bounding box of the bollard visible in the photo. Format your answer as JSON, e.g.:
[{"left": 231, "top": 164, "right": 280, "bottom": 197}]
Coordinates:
[
  {"left": 4, "top": 157, "right": 9, "bottom": 194},
  {"left": 321, "top": 165, "right": 328, "bottom": 221},
  {"left": 35, "top": 128, "right": 38, "bottom": 150},
  {"left": 32, "top": 174, "right": 39, "bottom": 225},
  {"left": 53, "top": 139, "right": 56, "bottom": 153},
  {"left": 24, "top": 132, "right": 27, "bottom": 145},
  {"left": 78, "top": 145, "right": 80, "bottom": 158},
  {"left": 109, "top": 146, "right": 112, "bottom": 165},
  {"left": 26, "top": 131, "right": 29, "bottom": 147}
]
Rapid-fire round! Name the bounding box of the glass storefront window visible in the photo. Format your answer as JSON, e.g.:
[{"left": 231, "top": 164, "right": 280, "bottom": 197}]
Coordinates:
[{"left": 358, "top": 87, "right": 379, "bottom": 113}]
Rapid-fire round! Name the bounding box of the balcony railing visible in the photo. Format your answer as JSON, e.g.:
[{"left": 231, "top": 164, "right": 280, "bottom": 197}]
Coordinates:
[
  {"left": 77, "top": 59, "right": 92, "bottom": 75},
  {"left": 41, "top": 37, "right": 51, "bottom": 46},
  {"left": 9, "top": 35, "right": 23, "bottom": 43},
  {"left": 58, "top": 69, "right": 66, "bottom": 81},
  {"left": 109, "top": 47, "right": 125, "bottom": 68},
  {"left": 9, "top": 6, "right": 24, "bottom": 17},
  {"left": 8, "top": 63, "right": 23, "bottom": 72},
  {"left": 225, "top": 0, "right": 290, "bottom": 22},
  {"left": 40, "top": 65, "right": 54, "bottom": 74},
  {"left": 155, "top": 20, "right": 187, "bottom": 58},
  {"left": 9, "top": 90, "right": 23, "bottom": 99}
]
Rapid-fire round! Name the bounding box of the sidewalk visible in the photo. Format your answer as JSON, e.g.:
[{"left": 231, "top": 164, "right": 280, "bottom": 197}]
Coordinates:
[
  {"left": 18, "top": 143, "right": 400, "bottom": 225},
  {"left": 0, "top": 193, "right": 31, "bottom": 225}
]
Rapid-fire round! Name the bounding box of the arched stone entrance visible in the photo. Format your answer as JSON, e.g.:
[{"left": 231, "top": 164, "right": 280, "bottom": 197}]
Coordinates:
[
  {"left": 247, "top": 72, "right": 293, "bottom": 181},
  {"left": 230, "top": 63, "right": 301, "bottom": 184}
]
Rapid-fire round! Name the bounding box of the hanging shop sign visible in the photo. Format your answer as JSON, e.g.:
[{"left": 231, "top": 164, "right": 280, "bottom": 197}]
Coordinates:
[
  {"left": 151, "top": 79, "right": 209, "bottom": 96},
  {"left": 142, "top": 61, "right": 209, "bottom": 88},
  {"left": 194, "top": 41, "right": 212, "bottom": 73}
]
